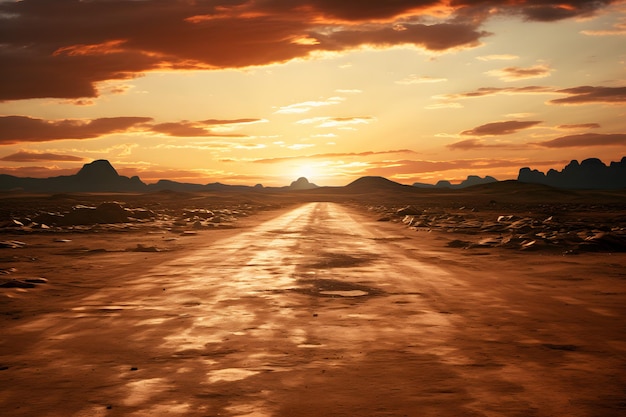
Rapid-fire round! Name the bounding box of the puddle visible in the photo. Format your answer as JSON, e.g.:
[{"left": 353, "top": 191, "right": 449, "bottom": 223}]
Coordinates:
[
  {"left": 293, "top": 278, "right": 383, "bottom": 298},
  {"left": 207, "top": 368, "right": 259, "bottom": 383},
  {"left": 319, "top": 290, "right": 369, "bottom": 297},
  {"left": 306, "top": 252, "right": 375, "bottom": 269},
  {"left": 297, "top": 343, "right": 325, "bottom": 348}
]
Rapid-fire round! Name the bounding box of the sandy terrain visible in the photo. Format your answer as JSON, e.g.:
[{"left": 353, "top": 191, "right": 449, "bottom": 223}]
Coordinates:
[{"left": 1, "top": 197, "right": 625, "bottom": 416}]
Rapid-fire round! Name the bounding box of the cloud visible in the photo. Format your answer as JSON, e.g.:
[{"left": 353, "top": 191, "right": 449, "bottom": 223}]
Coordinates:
[
  {"left": 252, "top": 149, "right": 417, "bottom": 163},
  {"left": 0, "top": 150, "right": 86, "bottom": 162},
  {"left": 0, "top": 115, "right": 266, "bottom": 144},
  {"left": 396, "top": 75, "right": 447, "bottom": 85},
  {"left": 296, "top": 116, "right": 375, "bottom": 128},
  {"left": 149, "top": 121, "right": 250, "bottom": 138},
  {"left": 3, "top": 1, "right": 616, "bottom": 101},
  {"left": 476, "top": 54, "right": 519, "bottom": 61},
  {"left": 549, "top": 86, "right": 626, "bottom": 105},
  {"left": 534, "top": 133, "right": 626, "bottom": 147},
  {"left": 201, "top": 118, "right": 266, "bottom": 126},
  {"left": 287, "top": 143, "right": 315, "bottom": 150},
  {"left": 439, "top": 84, "right": 626, "bottom": 108},
  {"left": 483, "top": 1, "right": 618, "bottom": 22},
  {"left": 446, "top": 139, "right": 517, "bottom": 150},
  {"left": 461, "top": 120, "right": 542, "bottom": 136},
  {"left": 486, "top": 64, "right": 553, "bottom": 81},
  {"left": 581, "top": 19, "right": 626, "bottom": 36},
  {"left": 335, "top": 89, "right": 363, "bottom": 94},
  {"left": 0, "top": 166, "right": 79, "bottom": 178},
  {"left": 357, "top": 157, "right": 555, "bottom": 178},
  {"left": 557, "top": 123, "right": 601, "bottom": 129},
  {"left": 274, "top": 97, "right": 345, "bottom": 114},
  {"left": 425, "top": 102, "right": 464, "bottom": 109},
  {"left": 0, "top": 116, "right": 152, "bottom": 144},
  {"left": 439, "top": 85, "right": 554, "bottom": 100}
]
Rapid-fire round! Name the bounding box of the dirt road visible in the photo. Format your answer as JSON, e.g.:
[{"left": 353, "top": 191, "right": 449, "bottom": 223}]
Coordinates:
[{"left": 2, "top": 202, "right": 625, "bottom": 416}]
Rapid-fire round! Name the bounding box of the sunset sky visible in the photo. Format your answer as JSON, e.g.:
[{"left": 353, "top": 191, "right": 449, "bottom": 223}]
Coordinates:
[{"left": 1, "top": 0, "right": 625, "bottom": 186}]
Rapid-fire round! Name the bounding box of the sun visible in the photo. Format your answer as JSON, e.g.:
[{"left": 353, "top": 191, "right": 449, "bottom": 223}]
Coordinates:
[{"left": 292, "top": 163, "right": 317, "bottom": 181}]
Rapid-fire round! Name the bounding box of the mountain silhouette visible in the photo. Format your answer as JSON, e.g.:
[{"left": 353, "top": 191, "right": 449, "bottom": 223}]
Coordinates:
[
  {"left": 0, "top": 159, "right": 147, "bottom": 192},
  {"left": 413, "top": 175, "right": 498, "bottom": 189},
  {"left": 2, "top": 157, "right": 624, "bottom": 192},
  {"left": 288, "top": 177, "right": 318, "bottom": 190},
  {"left": 518, "top": 157, "right": 626, "bottom": 189}
]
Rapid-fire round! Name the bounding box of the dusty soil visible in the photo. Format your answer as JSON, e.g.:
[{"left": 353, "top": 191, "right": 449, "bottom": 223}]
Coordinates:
[{"left": 1, "top": 196, "right": 625, "bottom": 417}]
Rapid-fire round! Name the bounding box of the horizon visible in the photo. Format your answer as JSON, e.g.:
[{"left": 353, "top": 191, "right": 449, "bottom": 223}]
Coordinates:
[
  {"left": 1, "top": 1, "right": 625, "bottom": 187},
  {"left": 3, "top": 156, "right": 625, "bottom": 190}
]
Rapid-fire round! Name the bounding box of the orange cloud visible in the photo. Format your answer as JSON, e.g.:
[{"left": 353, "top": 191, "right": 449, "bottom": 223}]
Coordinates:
[
  {"left": 1, "top": 0, "right": 615, "bottom": 101},
  {"left": 486, "top": 64, "right": 553, "bottom": 81},
  {"left": 446, "top": 139, "right": 518, "bottom": 150},
  {"left": 440, "top": 85, "right": 554, "bottom": 100},
  {"left": 0, "top": 115, "right": 265, "bottom": 144},
  {"left": 0, "top": 151, "right": 85, "bottom": 162},
  {"left": 557, "top": 123, "right": 601, "bottom": 129},
  {"left": 150, "top": 120, "right": 254, "bottom": 138},
  {"left": 549, "top": 86, "right": 626, "bottom": 105},
  {"left": 0, "top": 116, "right": 152, "bottom": 144},
  {"left": 0, "top": 166, "right": 79, "bottom": 178},
  {"left": 252, "top": 149, "right": 417, "bottom": 163},
  {"left": 461, "top": 120, "right": 542, "bottom": 136},
  {"left": 357, "top": 157, "right": 566, "bottom": 178},
  {"left": 534, "top": 133, "right": 626, "bottom": 148}
]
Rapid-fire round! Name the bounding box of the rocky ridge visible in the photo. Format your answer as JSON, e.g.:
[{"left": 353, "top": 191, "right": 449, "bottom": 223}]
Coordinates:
[{"left": 372, "top": 204, "right": 626, "bottom": 254}]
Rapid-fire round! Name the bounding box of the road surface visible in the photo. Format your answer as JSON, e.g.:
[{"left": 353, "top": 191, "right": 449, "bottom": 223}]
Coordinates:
[{"left": 1, "top": 202, "right": 625, "bottom": 416}]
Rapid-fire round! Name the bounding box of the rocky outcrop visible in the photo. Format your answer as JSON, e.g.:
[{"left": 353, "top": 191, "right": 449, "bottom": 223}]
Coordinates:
[{"left": 518, "top": 157, "right": 626, "bottom": 189}]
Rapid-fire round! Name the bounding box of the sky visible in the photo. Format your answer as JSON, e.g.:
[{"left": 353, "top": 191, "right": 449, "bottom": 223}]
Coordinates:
[{"left": 0, "top": 0, "right": 625, "bottom": 187}]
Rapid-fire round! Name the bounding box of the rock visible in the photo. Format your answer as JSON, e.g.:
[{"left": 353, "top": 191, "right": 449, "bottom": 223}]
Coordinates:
[
  {"left": 130, "top": 244, "right": 160, "bottom": 253},
  {"left": 0, "top": 280, "right": 35, "bottom": 288},
  {"left": 59, "top": 202, "right": 131, "bottom": 225},
  {"left": 128, "top": 208, "right": 155, "bottom": 220},
  {"left": 447, "top": 240, "right": 469, "bottom": 248},
  {"left": 396, "top": 206, "right": 421, "bottom": 216},
  {"left": 0, "top": 219, "right": 24, "bottom": 228},
  {"left": 0, "top": 240, "right": 26, "bottom": 249},
  {"left": 579, "top": 232, "right": 626, "bottom": 252},
  {"left": 24, "top": 277, "right": 48, "bottom": 284}
]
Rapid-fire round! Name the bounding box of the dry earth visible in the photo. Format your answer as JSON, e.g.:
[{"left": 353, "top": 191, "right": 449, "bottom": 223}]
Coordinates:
[{"left": 1, "top": 196, "right": 625, "bottom": 417}]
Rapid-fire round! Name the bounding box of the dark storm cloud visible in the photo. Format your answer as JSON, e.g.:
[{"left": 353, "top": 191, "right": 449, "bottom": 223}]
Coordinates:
[
  {"left": 534, "top": 133, "right": 626, "bottom": 148},
  {"left": 0, "top": 0, "right": 617, "bottom": 101},
  {"left": 461, "top": 120, "right": 542, "bottom": 136},
  {"left": 0, "top": 116, "right": 153, "bottom": 144}
]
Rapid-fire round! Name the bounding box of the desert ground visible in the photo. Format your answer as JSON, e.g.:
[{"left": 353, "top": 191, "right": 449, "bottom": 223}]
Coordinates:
[{"left": 1, "top": 186, "right": 625, "bottom": 417}]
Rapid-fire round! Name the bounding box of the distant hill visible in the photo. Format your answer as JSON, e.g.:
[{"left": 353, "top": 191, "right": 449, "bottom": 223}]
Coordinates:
[
  {"left": 345, "top": 176, "right": 409, "bottom": 192},
  {"left": 518, "top": 157, "right": 626, "bottom": 189},
  {"left": 413, "top": 175, "right": 498, "bottom": 189},
  {"left": 287, "top": 177, "right": 318, "bottom": 190},
  {"left": 0, "top": 159, "right": 316, "bottom": 193}
]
